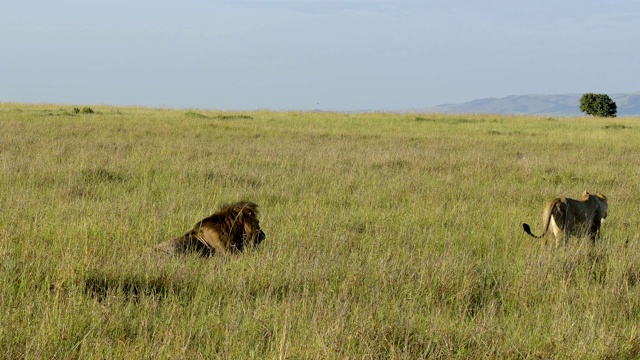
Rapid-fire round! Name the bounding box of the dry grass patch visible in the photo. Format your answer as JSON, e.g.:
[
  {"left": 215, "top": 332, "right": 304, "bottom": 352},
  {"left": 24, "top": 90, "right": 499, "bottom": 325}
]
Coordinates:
[{"left": 1, "top": 103, "right": 640, "bottom": 358}]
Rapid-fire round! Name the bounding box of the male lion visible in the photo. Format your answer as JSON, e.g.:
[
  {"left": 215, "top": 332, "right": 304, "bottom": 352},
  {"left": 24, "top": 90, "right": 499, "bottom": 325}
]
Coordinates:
[
  {"left": 522, "top": 191, "right": 608, "bottom": 247},
  {"left": 154, "top": 201, "right": 266, "bottom": 257}
]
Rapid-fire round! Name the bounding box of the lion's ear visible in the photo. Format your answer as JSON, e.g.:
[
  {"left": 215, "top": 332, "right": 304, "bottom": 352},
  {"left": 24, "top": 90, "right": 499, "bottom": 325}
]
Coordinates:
[{"left": 243, "top": 208, "right": 255, "bottom": 218}]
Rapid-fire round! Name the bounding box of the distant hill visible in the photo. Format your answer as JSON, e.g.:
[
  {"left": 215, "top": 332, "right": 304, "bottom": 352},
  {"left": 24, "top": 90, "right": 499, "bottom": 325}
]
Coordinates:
[{"left": 420, "top": 92, "right": 640, "bottom": 116}]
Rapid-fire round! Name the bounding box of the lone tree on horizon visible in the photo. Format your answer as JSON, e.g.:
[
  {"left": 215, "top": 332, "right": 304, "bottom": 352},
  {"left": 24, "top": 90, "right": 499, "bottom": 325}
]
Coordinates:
[{"left": 580, "top": 93, "right": 617, "bottom": 117}]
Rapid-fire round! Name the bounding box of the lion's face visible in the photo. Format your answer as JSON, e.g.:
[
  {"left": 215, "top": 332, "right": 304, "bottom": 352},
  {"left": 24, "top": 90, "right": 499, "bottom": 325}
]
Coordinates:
[
  {"left": 256, "top": 228, "right": 266, "bottom": 244},
  {"left": 243, "top": 216, "right": 266, "bottom": 247}
]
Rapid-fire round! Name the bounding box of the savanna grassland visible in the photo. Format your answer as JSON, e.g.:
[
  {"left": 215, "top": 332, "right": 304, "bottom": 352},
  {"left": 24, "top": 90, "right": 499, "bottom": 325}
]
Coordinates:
[{"left": 2, "top": 103, "right": 640, "bottom": 359}]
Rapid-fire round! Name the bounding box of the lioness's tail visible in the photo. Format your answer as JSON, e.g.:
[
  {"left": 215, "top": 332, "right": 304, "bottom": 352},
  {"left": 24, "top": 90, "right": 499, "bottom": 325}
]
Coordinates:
[
  {"left": 522, "top": 223, "right": 543, "bottom": 238},
  {"left": 523, "top": 198, "right": 558, "bottom": 240}
]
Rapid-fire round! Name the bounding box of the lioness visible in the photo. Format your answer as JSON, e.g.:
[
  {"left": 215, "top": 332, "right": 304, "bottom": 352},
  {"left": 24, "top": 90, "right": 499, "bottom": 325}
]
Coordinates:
[
  {"left": 154, "top": 201, "right": 266, "bottom": 257},
  {"left": 522, "top": 191, "right": 608, "bottom": 247}
]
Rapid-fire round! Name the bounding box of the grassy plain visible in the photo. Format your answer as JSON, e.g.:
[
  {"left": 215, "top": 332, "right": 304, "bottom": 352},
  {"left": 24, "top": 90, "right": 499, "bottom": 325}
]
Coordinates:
[{"left": 1, "top": 102, "right": 640, "bottom": 358}]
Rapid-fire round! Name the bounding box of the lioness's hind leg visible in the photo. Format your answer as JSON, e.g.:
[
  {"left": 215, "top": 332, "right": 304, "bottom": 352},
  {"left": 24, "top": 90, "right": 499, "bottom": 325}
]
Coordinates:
[{"left": 550, "top": 216, "right": 562, "bottom": 248}]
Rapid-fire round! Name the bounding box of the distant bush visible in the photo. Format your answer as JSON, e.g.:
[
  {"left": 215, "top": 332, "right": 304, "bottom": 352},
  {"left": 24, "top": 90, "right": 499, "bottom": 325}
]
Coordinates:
[
  {"left": 604, "top": 124, "right": 629, "bottom": 130},
  {"left": 415, "top": 117, "right": 435, "bottom": 122},
  {"left": 82, "top": 107, "right": 94, "bottom": 114},
  {"left": 184, "top": 111, "right": 208, "bottom": 118},
  {"left": 214, "top": 114, "right": 253, "bottom": 120},
  {"left": 580, "top": 93, "right": 617, "bottom": 117},
  {"left": 72, "top": 107, "right": 80, "bottom": 114},
  {"left": 184, "top": 112, "right": 254, "bottom": 120}
]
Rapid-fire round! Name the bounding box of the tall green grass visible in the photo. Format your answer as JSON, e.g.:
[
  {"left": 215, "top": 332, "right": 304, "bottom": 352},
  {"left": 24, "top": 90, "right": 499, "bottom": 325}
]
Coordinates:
[{"left": 2, "top": 103, "right": 640, "bottom": 358}]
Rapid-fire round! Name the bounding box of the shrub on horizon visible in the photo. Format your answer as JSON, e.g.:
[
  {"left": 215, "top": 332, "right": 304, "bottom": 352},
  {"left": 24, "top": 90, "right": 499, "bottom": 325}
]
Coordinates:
[{"left": 579, "top": 93, "right": 617, "bottom": 117}]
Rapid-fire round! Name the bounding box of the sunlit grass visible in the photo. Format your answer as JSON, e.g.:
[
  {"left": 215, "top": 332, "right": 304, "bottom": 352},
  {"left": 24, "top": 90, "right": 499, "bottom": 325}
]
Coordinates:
[{"left": 1, "top": 103, "right": 640, "bottom": 358}]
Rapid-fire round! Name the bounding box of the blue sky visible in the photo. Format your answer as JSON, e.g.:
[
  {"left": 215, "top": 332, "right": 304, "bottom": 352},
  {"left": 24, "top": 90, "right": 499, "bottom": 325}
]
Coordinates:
[{"left": 2, "top": 0, "right": 639, "bottom": 111}]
